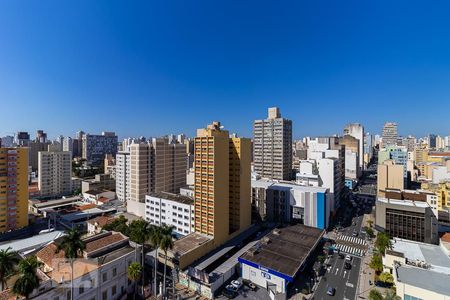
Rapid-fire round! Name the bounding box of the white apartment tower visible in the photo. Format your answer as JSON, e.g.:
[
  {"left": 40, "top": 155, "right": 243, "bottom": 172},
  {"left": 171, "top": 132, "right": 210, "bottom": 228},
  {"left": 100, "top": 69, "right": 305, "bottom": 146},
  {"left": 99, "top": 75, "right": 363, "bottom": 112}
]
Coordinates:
[
  {"left": 115, "top": 151, "right": 130, "bottom": 202},
  {"left": 343, "top": 123, "right": 365, "bottom": 172},
  {"left": 382, "top": 122, "right": 398, "bottom": 147},
  {"left": 38, "top": 151, "right": 72, "bottom": 197},
  {"left": 253, "top": 107, "right": 293, "bottom": 180}
]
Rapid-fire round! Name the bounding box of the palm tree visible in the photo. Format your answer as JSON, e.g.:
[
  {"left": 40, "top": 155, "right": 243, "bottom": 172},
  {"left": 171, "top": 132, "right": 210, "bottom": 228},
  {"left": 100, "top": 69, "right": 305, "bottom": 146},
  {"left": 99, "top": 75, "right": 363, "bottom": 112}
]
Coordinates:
[
  {"left": 127, "top": 262, "right": 143, "bottom": 300},
  {"left": 129, "top": 219, "right": 152, "bottom": 296},
  {"left": 160, "top": 235, "right": 173, "bottom": 299},
  {"left": 12, "top": 256, "right": 42, "bottom": 300},
  {"left": 0, "top": 247, "right": 19, "bottom": 291},
  {"left": 384, "top": 290, "right": 401, "bottom": 300},
  {"left": 148, "top": 226, "right": 162, "bottom": 296},
  {"left": 56, "top": 227, "right": 86, "bottom": 300}
]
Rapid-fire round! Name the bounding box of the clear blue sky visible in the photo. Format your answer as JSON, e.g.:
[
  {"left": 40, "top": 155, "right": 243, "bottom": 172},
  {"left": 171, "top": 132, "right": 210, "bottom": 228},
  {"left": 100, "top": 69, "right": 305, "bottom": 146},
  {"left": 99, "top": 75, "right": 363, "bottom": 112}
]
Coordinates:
[{"left": 1, "top": 0, "right": 449, "bottom": 140}]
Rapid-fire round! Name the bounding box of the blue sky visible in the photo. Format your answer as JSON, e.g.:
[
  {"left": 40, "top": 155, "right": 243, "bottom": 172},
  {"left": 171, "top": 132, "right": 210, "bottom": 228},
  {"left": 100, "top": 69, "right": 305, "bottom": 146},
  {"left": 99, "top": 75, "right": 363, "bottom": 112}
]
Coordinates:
[{"left": 1, "top": 1, "right": 449, "bottom": 140}]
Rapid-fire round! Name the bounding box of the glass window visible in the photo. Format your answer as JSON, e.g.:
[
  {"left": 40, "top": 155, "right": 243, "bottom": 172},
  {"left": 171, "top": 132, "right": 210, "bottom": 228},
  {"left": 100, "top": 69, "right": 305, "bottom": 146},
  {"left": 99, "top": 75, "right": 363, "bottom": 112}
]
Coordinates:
[{"left": 102, "top": 272, "right": 107, "bottom": 282}]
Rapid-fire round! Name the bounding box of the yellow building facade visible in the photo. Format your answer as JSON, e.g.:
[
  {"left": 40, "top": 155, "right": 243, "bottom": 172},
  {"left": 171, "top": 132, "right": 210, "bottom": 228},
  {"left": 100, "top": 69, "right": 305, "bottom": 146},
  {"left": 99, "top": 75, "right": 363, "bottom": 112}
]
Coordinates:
[
  {"left": 422, "top": 181, "right": 450, "bottom": 210},
  {"left": 0, "top": 147, "right": 29, "bottom": 232},
  {"left": 194, "top": 122, "right": 251, "bottom": 246}
]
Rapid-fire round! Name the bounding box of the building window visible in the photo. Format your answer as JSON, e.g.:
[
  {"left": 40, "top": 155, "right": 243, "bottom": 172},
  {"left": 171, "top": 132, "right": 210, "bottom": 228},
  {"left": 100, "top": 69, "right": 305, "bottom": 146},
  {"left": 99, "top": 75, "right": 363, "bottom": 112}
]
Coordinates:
[
  {"left": 102, "top": 291, "right": 107, "bottom": 300},
  {"left": 404, "top": 295, "right": 423, "bottom": 300},
  {"left": 79, "top": 285, "right": 84, "bottom": 294},
  {"left": 112, "top": 286, "right": 117, "bottom": 295},
  {"left": 112, "top": 267, "right": 117, "bottom": 277},
  {"left": 102, "top": 272, "right": 107, "bottom": 283}
]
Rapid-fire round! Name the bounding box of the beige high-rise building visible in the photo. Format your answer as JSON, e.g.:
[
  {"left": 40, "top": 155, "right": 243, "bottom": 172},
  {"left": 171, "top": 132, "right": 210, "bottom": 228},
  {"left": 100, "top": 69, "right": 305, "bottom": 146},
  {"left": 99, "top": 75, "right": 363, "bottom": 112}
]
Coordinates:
[
  {"left": 0, "top": 147, "right": 29, "bottom": 232},
  {"left": 128, "top": 138, "right": 187, "bottom": 217},
  {"left": 194, "top": 122, "right": 251, "bottom": 245},
  {"left": 382, "top": 122, "right": 398, "bottom": 147},
  {"left": 377, "top": 160, "right": 404, "bottom": 198},
  {"left": 38, "top": 151, "right": 72, "bottom": 197},
  {"left": 253, "top": 107, "right": 292, "bottom": 180}
]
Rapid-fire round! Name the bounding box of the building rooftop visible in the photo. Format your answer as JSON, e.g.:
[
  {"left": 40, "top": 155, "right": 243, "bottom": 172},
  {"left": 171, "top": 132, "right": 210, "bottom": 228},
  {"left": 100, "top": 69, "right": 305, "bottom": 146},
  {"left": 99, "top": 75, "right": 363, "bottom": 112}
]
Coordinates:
[
  {"left": 441, "top": 233, "right": 450, "bottom": 243},
  {"left": 87, "top": 215, "right": 114, "bottom": 227},
  {"left": 30, "top": 196, "right": 83, "bottom": 209},
  {"left": 251, "top": 179, "right": 328, "bottom": 193},
  {"left": 173, "top": 232, "right": 213, "bottom": 256},
  {"left": 147, "top": 191, "right": 194, "bottom": 205},
  {"left": 396, "top": 265, "right": 450, "bottom": 296},
  {"left": 84, "top": 189, "right": 107, "bottom": 195},
  {"left": 239, "top": 224, "right": 324, "bottom": 278},
  {"left": 391, "top": 238, "right": 450, "bottom": 273},
  {"left": 0, "top": 230, "right": 65, "bottom": 254},
  {"left": 377, "top": 197, "right": 430, "bottom": 208}
]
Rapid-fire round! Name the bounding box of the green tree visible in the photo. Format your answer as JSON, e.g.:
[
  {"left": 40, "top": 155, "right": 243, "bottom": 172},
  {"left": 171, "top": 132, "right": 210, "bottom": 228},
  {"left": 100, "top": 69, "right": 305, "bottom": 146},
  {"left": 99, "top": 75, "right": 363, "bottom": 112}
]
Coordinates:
[
  {"left": 366, "top": 227, "right": 375, "bottom": 239},
  {"left": 160, "top": 230, "right": 174, "bottom": 298},
  {"left": 369, "top": 254, "right": 383, "bottom": 274},
  {"left": 317, "top": 255, "right": 326, "bottom": 264},
  {"left": 384, "top": 289, "right": 401, "bottom": 300},
  {"left": 129, "top": 220, "right": 152, "bottom": 295},
  {"left": 103, "top": 215, "right": 130, "bottom": 236},
  {"left": 367, "top": 219, "right": 374, "bottom": 228},
  {"left": 368, "top": 289, "right": 383, "bottom": 300},
  {"left": 0, "top": 247, "right": 19, "bottom": 291},
  {"left": 149, "top": 226, "right": 162, "bottom": 296},
  {"left": 128, "top": 262, "right": 143, "bottom": 300},
  {"left": 12, "top": 256, "right": 42, "bottom": 300},
  {"left": 56, "top": 228, "right": 86, "bottom": 300},
  {"left": 379, "top": 272, "right": 394, "bottom": 285},
  {"left": 375, "top": 232, "right": 392, "bottom": 255}
]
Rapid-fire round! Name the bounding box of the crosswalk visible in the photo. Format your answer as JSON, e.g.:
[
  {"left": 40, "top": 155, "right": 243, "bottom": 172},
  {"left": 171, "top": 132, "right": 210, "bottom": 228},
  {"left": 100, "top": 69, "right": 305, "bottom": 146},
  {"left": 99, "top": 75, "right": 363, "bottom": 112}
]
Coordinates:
[
  {"left": 337, "top": 234, "right": 366, "bottom": 245},
  {"left": 335, "top": 243, "right": 365, "bottom": 256}
]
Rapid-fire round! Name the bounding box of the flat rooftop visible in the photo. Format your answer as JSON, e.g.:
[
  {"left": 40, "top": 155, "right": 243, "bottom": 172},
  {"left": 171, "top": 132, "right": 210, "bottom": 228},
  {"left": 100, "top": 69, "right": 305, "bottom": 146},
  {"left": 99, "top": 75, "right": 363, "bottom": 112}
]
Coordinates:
[
  {"left": 147, "top": 191, "right": 194, "bottom": 205},
  {"left": 251, "top": 179, "right": 328, "bottom": 193},
  {"left": 377, "top": 198, "right": 430, "bottom": 208},
  {"left": 397, "top": 265, "right": 450, "bottom": 296},
  {"left": 391, "top": 238, "right": 450, "bottom": 273},
  {"left": 173, "top": 232, "right": 213, "bottom": 256},
  {"left": 239, "top": 224, "right": 324, "bottom": 278},
  {"left": 31, "top": 196, "right": 82, "bottom": 209}
]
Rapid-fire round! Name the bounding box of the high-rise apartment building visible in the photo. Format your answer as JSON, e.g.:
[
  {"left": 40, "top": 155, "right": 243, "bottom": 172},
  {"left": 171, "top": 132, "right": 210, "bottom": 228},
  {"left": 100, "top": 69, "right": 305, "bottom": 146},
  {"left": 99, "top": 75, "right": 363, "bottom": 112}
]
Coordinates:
[
  {"left": 15, "top": 132, "right": 30, "bottom": 146},
  {"left": 382, "top": 122, "right": 398, "bottom": 147},
  {"left": 343, "top": 123, "right": 364, "bottom": 171},
  {"left": 253, "top": 107, "right": 292, "bottom": 180},
  {"left": 0, "top": 147, "right": 29, "bottom": 232},
  {"left": 116, "top": 151, "right": 131, "bottom": 202},
  {"left": 82, "top": 132, "right": 118, "bottom": 165},
  {"left": 194, "top": 121, "right": 251, "bottom": 244},
  {"left": 127, "top": 138, "right": 187, "bottom": 217},
  {"left": 38, "top": 151, "right": 72, "bottom": 197}
]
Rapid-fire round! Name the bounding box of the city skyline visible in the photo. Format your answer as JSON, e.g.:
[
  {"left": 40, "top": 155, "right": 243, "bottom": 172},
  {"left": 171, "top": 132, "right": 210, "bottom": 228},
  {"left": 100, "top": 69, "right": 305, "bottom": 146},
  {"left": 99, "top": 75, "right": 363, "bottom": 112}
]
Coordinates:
[{"left": 1, "top": 1, "right": 450, "bottom": 138}]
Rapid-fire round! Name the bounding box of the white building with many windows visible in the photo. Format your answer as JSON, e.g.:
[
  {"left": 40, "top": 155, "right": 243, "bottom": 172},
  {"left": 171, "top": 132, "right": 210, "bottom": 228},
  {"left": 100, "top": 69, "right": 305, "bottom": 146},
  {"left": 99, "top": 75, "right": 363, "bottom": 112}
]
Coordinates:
[
  {"left": 115, "top": 151, "right": 130, "bottom": 202},
  {"left": 145, "top": 192, "right": 194, "bottom": 236}
]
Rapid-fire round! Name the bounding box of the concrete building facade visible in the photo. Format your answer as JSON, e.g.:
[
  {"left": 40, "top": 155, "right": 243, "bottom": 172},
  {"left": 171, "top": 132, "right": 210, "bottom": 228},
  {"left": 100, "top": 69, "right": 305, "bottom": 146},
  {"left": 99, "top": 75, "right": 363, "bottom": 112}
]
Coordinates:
[
  {"left": 82, "top": 132, "right": 118, "bottom": 165},
  {"left": 38, "top": 151, "right": 72, "bottom": 197},
  {"left": 253, "top": 107, "right": 292, "bottom": 180}
]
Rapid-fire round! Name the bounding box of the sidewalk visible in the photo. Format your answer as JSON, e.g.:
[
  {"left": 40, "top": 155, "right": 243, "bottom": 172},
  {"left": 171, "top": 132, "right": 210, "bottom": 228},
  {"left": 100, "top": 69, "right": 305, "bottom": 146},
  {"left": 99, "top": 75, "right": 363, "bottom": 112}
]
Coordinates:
[{"left": 355, "top": 213, "right": 375, "bottom": 299}]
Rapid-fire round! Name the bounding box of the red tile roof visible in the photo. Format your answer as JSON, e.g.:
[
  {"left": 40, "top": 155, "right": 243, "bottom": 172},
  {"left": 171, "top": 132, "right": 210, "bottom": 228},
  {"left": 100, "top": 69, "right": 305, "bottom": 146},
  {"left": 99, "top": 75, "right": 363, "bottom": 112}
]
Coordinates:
[
  {"left": 85, "top": 233, "right": 126, "bottom": 253},
  {"left": 441, "top": 232, "right": 450, "bottom": 243},
  {"left": 87, "top": 215, "right": 113, "bottom": 227},
  {"left": 36, "top": 243, "right": 66, "bottom": 267}
]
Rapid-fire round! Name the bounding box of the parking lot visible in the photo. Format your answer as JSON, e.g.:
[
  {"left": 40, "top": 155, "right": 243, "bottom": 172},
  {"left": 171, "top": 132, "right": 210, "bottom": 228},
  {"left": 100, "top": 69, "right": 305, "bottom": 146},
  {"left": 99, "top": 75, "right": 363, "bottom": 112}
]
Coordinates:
[{"left": 215, "top": 278, "right": 271, "bottom": 300}]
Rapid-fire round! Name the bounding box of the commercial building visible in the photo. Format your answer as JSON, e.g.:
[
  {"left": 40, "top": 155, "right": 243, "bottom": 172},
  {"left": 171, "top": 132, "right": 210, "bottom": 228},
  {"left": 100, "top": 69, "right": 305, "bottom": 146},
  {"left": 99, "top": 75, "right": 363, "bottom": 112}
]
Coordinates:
[
  {"left": 375, "top": 197, "right": 438, "bottom": 244},
  {"left": 253, "top": 107, "right": 293, "bottom": 180},
  {"left": 38, "top": 151, "right": 72, "bottom": 197},
  {"left": 382, "top": 122, "right": 398, "bottom": 147},
  {"left": 379, "top": 146, "right": 408, "bottom": 179},
  {"left": 145, "top": 192, "right": 194, "bottom": 236},
  {"left": 127, "top": 138, "right": 187, "bottom": 217},
  {"left": 82, "top": 132, "right": 118, "bottom": 165},
  {"left": 239, "top": 225, "right": 324, "bottom": 299},
  {"left": 115, "top": 151, "right": 130, "bottom": 202},
  {"left": 251, "top": 180, "right": 330, "bottom": 229},
  {"left": 81, "top": 174, "right": 115, "bottom": 193},
  {"left": 383, "top": 238, "right": 450, "bottom": 300},
  {"left": 339, "top": 135, "right": 360, "bottom": 180},
  {"left": 377, "top": 160, "right": 404, "bottom": 197},
  {"left": 0, "top": 147, "right": 29, "bottom": 232},
  {"left": 343, "top": 123, "right": 364, "bottom": 172}
]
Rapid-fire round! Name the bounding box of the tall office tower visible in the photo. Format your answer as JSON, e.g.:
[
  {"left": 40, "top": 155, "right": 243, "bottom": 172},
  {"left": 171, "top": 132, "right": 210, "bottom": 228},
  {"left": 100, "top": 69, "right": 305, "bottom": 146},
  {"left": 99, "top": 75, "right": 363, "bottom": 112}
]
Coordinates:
[
  {"left": 35, "top": 130, "right": 47, "bottom": 143},
  {"left": 194, "top": 122, "right": 251, "bottom": 244},
  {"left": 382, "top": 122, "right": 398, "bottom": 147},
  {"left": 63, "top": 137, "right": 73, "bottom": 155},
  {"left": 116, "top": 151, "right": 130, "bottom": 202},
  {"left": 127, "top": 138, "right": 187, "bottom": 216},
  {"left": 343, "top": 123, "right": 365, "bottom": 171},
  {"left": 15, "top": 132, "right": 30, "bottom": 146},
  {"left": 428, "top": 134, "right": 437, "bottom": 149},
  {"left": 75, "top": 130, "right": 85, "bottom": 158},
  {"left": 82, "top": 131, "right": 118, "bottom": 165},
  {"left": 253, "top": 107, "right": 292, "bottom": 180},
  {"left": 38, "top": 151, "right": 72, "bottom": 197},
  {"left": 0, "top": 147, "right": 29, "bottom": 232}
]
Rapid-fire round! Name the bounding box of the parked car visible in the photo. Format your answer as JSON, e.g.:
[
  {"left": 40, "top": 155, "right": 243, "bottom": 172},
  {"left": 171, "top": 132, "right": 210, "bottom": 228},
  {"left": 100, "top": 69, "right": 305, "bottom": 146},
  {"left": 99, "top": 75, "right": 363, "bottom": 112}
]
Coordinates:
[
  {"left": 226, "top": 284, "right": 238, "bottom": 292},
  {"left": 345, "top": 255, "right": 352, "bottom": 261},
  {"left": 327, "top": 286, "right": 336, "bottom": 296},
  {"left": 339, "top": 253, "right": 345, "bottom": 259},
  {"left": 344, "top": 262, "right": 352, "bottom": 270},
  {"left": 231, "top": 280, "right": 242, "bottom": 290}
]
